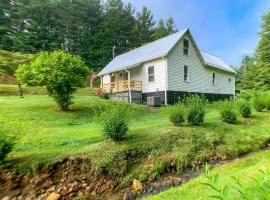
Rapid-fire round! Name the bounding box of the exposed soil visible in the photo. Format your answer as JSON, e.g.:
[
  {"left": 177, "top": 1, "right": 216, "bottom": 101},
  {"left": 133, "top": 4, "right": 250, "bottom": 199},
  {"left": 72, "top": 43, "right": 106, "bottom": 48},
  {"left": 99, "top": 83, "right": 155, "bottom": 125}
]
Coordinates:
[{"left": 1, "top": 148, "right": 269, "bottom": 200}]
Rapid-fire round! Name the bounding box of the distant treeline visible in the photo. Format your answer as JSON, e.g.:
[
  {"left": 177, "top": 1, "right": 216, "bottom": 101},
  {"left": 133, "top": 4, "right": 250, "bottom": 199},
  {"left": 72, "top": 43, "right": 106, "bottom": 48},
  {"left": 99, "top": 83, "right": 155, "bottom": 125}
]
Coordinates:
[{"left": 0, "top": 0, "right": 178, "bottom": 72}]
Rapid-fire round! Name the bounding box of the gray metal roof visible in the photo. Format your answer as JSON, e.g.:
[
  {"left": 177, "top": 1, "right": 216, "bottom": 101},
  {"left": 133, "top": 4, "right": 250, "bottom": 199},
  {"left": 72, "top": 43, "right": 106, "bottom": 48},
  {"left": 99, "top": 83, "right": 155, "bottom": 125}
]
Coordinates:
[
  {"left": 98, "top": 28, "right": 235, "bottom": 75},
  {"left": 200, "top": 51, "right": 235, "bottom": 73}
]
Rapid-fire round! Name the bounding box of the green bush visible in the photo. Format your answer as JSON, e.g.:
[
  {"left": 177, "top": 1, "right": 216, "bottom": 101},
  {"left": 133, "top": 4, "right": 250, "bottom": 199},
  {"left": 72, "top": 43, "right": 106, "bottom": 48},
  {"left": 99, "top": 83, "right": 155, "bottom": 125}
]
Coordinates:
[
  {"left": 220, "top": 101, "right": 238, "bottom": 124},
  {"left": 238, "top": 100, "right": 252, "bottom": 118},
  {"left": 168, "top": 103, "right": 186, "bottom": 126},
  {"left": 183, "top": 94, "right": 207, "bottom": 125},
  {"left": 0, "top": 135, "right": 13, "bottom": 162},
  {"left": 100, "top": 101, "right": 133, "bottom": 142},
  {"left": 253, "top": 92, "right": 266, "bottom": 112}
]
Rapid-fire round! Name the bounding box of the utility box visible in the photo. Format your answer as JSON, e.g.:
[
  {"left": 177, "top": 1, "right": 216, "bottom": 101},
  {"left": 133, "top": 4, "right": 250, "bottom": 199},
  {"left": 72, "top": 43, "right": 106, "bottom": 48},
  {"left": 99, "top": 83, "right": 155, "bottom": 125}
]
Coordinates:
[{"left": 147, "top": 96, "right": 161, "bottom": 107}]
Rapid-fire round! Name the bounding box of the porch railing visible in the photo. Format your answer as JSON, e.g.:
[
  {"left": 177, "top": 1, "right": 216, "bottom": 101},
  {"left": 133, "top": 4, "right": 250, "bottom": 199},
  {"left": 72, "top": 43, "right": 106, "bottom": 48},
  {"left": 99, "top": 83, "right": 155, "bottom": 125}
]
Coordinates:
[{"left": 102, "top": 80, "right": 142, "bottom": 93}]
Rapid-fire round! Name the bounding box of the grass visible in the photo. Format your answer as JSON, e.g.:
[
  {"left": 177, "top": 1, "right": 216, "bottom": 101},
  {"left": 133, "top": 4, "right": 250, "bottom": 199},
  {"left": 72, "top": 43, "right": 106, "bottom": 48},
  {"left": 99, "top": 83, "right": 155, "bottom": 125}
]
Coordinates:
[
  {"left": 146, "top": 149, "right": 270, "bottom": 200},
  {"left": 1, "top": 84, "right": 270, "bottom": 188}
]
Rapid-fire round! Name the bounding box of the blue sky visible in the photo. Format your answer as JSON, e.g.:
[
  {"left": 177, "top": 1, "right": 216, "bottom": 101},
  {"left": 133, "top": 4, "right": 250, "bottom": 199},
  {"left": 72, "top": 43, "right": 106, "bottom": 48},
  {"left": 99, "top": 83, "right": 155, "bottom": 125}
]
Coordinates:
[{"left": 123, "top": 0, "right": 270, "bottom": 66}]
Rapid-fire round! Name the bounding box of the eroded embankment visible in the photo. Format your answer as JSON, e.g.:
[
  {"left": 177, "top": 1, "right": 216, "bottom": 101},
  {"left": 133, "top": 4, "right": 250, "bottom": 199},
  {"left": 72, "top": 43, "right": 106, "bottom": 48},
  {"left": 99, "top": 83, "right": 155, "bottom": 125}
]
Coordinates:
[{"left": 1, "top": 146, "right": 270, "bottom": 200}]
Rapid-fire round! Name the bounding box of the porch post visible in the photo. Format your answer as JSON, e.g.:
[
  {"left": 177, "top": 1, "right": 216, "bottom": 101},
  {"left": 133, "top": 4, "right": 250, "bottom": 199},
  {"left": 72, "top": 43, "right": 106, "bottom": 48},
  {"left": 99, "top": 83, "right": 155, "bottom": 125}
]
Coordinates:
[
  {"left": 127, "top": 69, "right": 132, "bottom": 103},
  {"left": 100, "top": 75, "right": 103, "bottom": 90}
]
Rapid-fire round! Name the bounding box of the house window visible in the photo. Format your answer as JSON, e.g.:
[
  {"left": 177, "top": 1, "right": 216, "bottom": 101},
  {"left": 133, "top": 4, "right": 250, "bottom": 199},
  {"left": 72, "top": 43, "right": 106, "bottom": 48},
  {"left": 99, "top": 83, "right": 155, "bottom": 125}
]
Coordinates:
[
  {"left": 184, "top": 65, "right": 189, "bottom": 82},
  {"left": 212, "top": 73, "right": 216, "bottom": 85},
  {"left": 148, "top": 66, "right": 155, "bottom": 82},
  {"left": 228, "top": 78, "right": 231, "bottom": 82},
  {"left": 183, "top": 39, "right": 189, "bottom": 55},
  {"left": 110, "top": 74, "right": 115, "bottom": 82}
]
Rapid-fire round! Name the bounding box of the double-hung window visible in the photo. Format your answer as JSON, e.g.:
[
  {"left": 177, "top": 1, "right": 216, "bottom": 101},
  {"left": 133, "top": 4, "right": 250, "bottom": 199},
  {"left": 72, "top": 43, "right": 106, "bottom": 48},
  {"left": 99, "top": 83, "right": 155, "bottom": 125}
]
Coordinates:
[
  {"left": 183, "top": 39, "right": 189, "bottom": 55},
  {"left": 184, "top": 65, "right": 189, "bottom": 82},
  {"left": 148, "top": 66, "right": 155, "bottom": 82},
  {"left": 212, "top": 73, "right": 216, "bottom": 85}
]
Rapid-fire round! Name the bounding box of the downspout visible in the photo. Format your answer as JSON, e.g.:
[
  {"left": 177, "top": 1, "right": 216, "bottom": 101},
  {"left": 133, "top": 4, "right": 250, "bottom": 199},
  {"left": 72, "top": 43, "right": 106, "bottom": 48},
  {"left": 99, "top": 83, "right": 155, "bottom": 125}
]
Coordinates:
[
  {"left": 126, "top": 69, "right": 132, "bottom": 103},
  {"left": 100, "top": 75, "right": 103, "bottom": 90},
  {"left": 164, "top": 57, "right": 168, "bottom": 105}
]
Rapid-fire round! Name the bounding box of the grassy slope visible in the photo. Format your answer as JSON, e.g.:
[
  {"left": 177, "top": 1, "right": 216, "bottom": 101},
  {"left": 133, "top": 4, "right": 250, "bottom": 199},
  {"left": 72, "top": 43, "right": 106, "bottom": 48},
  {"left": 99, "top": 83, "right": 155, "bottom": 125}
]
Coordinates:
[
  {"left": 1, "top": 84, "right": 270, "bottom": 185},
  {"left": 146, "top": 150, "right": 270, "bottom": 200}
]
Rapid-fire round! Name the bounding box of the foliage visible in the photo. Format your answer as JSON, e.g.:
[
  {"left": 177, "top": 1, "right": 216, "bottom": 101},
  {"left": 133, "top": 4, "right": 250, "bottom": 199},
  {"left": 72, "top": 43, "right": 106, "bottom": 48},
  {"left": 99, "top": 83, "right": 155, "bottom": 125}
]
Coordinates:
[
  {"left": 253, "top": 92, "right": 266, "bottom": 112},
  {"left": 100, "top": 101, "right": 133, "bottom": 142},
  {"left": 16, "top": 51, "right": 90, "bottom": 111},
  {"left": 153, "top": 18, "right": 178, "bottom": 40},
  {"left": 237, "top": 90, "right": 254, "bottom": 101},
  {"left": 183, "top": 95, "right": 207, "bottom": 125},
  {"left": 202, "top": 163, "right": 270, "bottom": 200},
  {"left": 0, "top": 0, "right": 178, "bottom": 72},
  {"left": 167, "top": 103, "right": 186, "bottom": 126},
  {"left": 237, "top": 100, "right": 252, "bottom": 118},
  {"left": 220, "top": 101, "right": 238, "bottom": 124},
  {"left": 96, "top": 88, "right": 110, "bottom": 99},
  {"left": 0, "top": 135, "right": 13, "bottom": 162}
]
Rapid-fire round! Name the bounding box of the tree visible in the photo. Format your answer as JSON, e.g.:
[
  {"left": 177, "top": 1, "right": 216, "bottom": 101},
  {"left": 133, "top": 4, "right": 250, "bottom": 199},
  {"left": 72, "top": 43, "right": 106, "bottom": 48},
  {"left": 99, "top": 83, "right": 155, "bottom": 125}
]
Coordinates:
[
  {"left": 0, "top": 50, "right": 34, "bottom": 97},
  {"left": 16, "top": 51, "right": 90, "bottom": 111},
  {"left": 254, "top": 9, "right": 270, "bottom": 90},
  {"left": 134, "top": 6, "right": 155, "bottom": 45},
  {"left": 153, "top": 18, "right": 178, "bottom": 40},
  {"left": 153, "top": 19, "right": 167, "bottom": 40},
  {"left": 236, "top": 55, "right": 256, "bottom": 89}
]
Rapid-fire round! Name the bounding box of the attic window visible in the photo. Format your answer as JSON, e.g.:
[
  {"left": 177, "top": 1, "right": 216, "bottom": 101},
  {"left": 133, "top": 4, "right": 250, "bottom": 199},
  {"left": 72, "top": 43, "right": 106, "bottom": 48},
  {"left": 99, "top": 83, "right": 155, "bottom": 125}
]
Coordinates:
[
  {"left": 228, "top": 78, "right": 231, "bottom": 82},
  {"left": 183, "top": 39, "right": 189, "bottom": 55},
  {"left": 148, "top": 66, "right": 155, "bottom": 82}
]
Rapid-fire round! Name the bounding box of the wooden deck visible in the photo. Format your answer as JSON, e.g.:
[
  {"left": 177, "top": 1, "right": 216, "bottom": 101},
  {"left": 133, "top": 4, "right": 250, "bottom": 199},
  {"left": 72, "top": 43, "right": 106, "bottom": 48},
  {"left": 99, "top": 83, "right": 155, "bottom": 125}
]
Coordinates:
[{"left": 102, "top": 80, "right": 142, "bottom": 93}]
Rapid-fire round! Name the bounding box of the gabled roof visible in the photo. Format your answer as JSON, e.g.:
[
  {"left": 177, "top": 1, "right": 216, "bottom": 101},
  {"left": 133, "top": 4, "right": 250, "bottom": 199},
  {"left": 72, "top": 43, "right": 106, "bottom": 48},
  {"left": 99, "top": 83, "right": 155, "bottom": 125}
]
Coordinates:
[{"left": 98, "top": 28, "right": 235, "bottom": 76}]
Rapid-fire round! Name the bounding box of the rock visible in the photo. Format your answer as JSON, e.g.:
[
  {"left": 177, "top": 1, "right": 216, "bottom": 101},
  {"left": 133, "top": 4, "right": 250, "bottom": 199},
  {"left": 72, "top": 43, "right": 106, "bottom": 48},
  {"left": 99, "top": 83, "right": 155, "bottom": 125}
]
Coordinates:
[
  {"left": 172, "top": 177, "right": 182, "bottom": 186},
  {"left": 91, "top": 191, "right": 96, "bottom": 196},
  {"left": 123, "top": 192, "right": 136, "bottom": 200},
  {"left": 1, "top": 196, "right": 10, "bottom": 200},
  {"left": 147, "top": 176, "right": 154, "bottom": 182},
  {"left": 47, "top": 192, "right": 60, "bottom": 200},
  {"left": 132, "top": 179, "right": 143, "bottom": 191}
]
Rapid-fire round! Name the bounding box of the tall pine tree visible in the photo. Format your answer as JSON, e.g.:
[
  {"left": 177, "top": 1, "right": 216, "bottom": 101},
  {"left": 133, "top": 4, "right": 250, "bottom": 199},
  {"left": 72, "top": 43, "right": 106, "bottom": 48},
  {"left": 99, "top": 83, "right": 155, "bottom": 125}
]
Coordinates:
[{"left": 255, "top": 10, "right": 270, "bottom": 90}]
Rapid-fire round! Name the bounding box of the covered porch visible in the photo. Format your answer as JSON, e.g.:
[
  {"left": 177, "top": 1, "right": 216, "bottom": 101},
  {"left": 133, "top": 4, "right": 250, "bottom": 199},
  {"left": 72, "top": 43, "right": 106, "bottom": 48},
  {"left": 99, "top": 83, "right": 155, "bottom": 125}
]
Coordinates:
[{"left": 100, "top": 69, "right": 142, "bottom": 103}]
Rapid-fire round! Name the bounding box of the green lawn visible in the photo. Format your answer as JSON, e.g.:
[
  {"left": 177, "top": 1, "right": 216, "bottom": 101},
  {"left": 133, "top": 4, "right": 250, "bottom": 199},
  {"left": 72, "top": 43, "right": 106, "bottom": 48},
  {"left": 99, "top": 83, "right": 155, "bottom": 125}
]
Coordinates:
[
  {"left": 1, "top": 84, "right": 270, "bottom": 188},
  {"left": 146, "top": 149, "right": 270, "bottom": 200}
]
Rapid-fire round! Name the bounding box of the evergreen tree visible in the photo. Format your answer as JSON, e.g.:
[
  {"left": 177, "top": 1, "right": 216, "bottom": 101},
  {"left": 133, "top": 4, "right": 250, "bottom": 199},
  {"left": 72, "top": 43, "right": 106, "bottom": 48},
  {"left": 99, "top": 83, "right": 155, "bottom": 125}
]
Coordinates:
[
  {"left": 153, "top": 18, "right": 178, "bottom": 40},
  {"left": 0, "top": 0, "right": 13, "bottom": 51},
  {"left": 153, "top": 19, "right": 167, "bottom": 39},
  {"left": 255, "top": 10, "right": 270, "bottom": 90},
  {"left": 134, "top": 6, "right": 155, "bottom": 46}
]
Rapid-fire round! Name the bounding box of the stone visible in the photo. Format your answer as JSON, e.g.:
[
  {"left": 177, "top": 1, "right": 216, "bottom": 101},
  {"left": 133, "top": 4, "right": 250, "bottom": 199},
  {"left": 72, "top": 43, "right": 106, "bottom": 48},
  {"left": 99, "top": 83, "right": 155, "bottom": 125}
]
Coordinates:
[
  {"left": 172, "top": 177, "right": 182, "bottom": 186},
  {"left": 91, "top": 191, "right": 96, "bottom": 196},
  {"left": 147, "top": 176, "right": 154, "bottom": 182},
  {"left": 1, "top": 196, "right": 10, "bottom": 200},
  {"left": 123, "top": 192, "right": 136, "bottom": 200},
  {"left": 132, "top": 179, "right": 143, "bottom": 191},
  {"left": 47, "top": 192, "right": 60, "bottom": 200}
]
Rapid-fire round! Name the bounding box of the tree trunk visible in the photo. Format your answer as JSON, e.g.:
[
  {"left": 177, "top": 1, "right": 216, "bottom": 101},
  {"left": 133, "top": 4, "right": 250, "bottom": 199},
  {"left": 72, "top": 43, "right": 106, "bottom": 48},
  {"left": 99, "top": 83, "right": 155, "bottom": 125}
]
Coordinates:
[{"left": 18, "top": 82, "right": 24, "bottom": 98}]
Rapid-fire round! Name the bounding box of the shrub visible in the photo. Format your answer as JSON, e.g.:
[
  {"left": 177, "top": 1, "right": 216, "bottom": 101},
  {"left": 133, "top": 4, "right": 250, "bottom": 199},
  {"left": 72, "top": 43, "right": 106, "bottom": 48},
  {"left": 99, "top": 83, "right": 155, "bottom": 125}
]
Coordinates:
[
  {"left": 238, "top": 100, "right": 252, "bottom": 118},
  {"left": 168, "top": 103, "right": 186, "bottom": 126},
  {"left": 253, "top": 92, "right": 266, "bottom": 112},
  {"left": 220, "top": 101, "right": 237, "bottom": 124},
  {"left": 183, "top": 94, "right": 207, "bottom": 125},
  {"left": 100, "top": 101, "right": 133, "bottom": 142},
  {"left": 96, "top": 88, "right": 110, "bottom": 99},
  {"left": 16, "top": 51, "right": 90, "bottom": 111},
  {"left": 0, "top": 135, "right": 13, "bottom": 162}
]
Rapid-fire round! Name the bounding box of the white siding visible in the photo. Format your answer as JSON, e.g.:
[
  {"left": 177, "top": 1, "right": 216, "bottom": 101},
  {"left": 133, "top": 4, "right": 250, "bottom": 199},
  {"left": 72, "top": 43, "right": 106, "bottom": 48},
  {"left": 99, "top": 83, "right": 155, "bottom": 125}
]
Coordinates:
[
  {"left": 167, "top": 33, "right": 235, "bottom": 95},
  {"left": 130, "top": 58, "right": 166, "bottom": 93},
  {"left": 102, "top": 74, "right": 110, "bottom": 84}
]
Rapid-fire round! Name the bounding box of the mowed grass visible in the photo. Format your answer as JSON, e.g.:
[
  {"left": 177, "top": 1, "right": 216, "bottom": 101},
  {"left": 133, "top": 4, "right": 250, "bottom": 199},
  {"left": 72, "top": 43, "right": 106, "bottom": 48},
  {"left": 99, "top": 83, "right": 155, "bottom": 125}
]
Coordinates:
[
  {"left": 1, "top": 84, "right": 270, "bottom": 183},
  {"left": 146, "top": 149, "right": 270, "bottom": 200}
]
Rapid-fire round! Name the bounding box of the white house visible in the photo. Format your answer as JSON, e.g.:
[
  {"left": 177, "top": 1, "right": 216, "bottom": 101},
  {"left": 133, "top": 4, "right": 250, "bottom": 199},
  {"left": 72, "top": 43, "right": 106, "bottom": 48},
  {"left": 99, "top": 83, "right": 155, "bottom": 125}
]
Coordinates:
[{"left": 98, "top": 28, "right": 235, "bottom": 105}]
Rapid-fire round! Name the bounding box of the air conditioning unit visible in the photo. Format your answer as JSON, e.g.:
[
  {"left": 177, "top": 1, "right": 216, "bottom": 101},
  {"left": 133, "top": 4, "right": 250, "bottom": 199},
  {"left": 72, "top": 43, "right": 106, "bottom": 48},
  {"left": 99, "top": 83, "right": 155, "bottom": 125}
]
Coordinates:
[{"left": 147, "top": 96, "right": 161, "bottom": 107}]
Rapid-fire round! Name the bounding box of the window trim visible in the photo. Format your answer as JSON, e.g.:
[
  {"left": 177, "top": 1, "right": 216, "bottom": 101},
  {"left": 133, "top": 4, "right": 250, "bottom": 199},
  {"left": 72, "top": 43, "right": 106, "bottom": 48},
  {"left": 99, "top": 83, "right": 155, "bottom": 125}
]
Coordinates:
[
  {"left": 184, "top": 65, "right": 189, "bottom": 82},
  {"left": 212, "top": 72, "right": 216, "bottom": 85},
  {"left": 183, "top": 39, "right": 189, "bottom": 56},
  {"left": 148, "top": 66, "right": 155, "bottom": 83}
]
